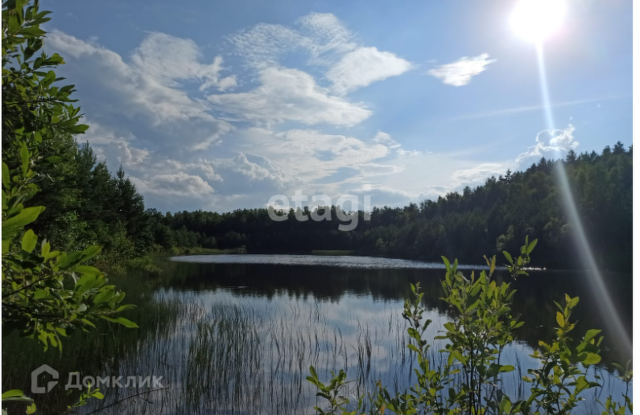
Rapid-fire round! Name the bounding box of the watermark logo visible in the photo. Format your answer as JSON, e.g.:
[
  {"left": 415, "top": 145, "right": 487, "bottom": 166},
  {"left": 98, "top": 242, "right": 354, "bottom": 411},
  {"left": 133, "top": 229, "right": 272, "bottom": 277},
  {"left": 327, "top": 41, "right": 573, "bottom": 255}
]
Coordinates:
[
  {"left": 267, "top": 186, "right": 372, "bottom": 231},
  {"left": 31, "top": 364, "right": 59, "bottom": 394},
  {"left": 29, "top": 365, "right": 164, "bottom": 394}
]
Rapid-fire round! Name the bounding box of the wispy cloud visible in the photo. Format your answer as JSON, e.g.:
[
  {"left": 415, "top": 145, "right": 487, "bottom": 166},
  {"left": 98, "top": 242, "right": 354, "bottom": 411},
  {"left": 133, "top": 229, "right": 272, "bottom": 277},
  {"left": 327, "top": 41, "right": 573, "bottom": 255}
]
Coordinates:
[
  {"left": 427, "top": 53, "right": 495, "bottom": 86},
  {"left": 451, "top": 163, "right": 507, "bottom": 186},
  {"left": 132, "top": 32, "right": 236, "bottom": 91},
  {"left": 207, "top": 67, "right": 372, "bottom": 126},
  {"left": 228, "top": 12, "right": 413, "bottom": 95}
]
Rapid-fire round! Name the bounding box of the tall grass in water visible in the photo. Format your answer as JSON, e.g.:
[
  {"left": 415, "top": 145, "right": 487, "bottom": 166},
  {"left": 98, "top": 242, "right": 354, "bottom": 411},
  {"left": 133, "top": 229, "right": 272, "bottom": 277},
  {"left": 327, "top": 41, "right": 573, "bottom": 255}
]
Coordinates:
[{"left": 3, "top": 285, "right": 629, "bottom": 414}]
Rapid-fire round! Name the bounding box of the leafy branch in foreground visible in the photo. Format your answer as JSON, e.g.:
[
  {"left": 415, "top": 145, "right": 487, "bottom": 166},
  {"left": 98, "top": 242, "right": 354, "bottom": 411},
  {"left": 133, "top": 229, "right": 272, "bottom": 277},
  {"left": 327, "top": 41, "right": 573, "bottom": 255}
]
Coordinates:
[
  {"left": 308, "top": 238, "right": 632, "bottom": 415},
  {"left": 2, "top": 0, "right": 137, "bottom": 412}
]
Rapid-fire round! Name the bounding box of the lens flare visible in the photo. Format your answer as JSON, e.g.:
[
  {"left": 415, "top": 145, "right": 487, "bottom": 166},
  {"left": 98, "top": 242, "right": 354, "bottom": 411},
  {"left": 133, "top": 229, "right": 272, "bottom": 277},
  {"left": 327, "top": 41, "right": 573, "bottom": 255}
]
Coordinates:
[
  {"left": 511, "top": 0, "right": 566, "bottom": 43},
  {"left": 534, "top": 44, "right": 631, "bottom": 355}
]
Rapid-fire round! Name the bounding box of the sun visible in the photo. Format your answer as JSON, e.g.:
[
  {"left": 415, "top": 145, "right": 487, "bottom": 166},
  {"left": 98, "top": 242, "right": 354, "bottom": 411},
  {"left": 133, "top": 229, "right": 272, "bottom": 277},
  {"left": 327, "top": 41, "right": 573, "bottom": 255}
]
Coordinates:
[{"left": 510, "top": 0, "right": 566, "bottom": 43}]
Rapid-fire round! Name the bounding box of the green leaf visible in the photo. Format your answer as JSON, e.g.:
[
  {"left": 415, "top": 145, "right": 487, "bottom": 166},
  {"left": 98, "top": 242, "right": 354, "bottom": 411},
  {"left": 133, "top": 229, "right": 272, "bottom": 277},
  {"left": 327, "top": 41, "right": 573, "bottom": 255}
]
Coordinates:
[
  {"left": 2, "top": 163, "right": 9, "bottom": 189},
  {"left": 570, "top": 296, "right": 580, "bottom": 308},
  {"left": 115, "top": 304, "right": 135, "bottom": 313},
  {"left": 81, "top": 318, "right": 96, "bottom": 328},
  {"left": 2, "top": 390, "right": 24, "bottom": 399},
  {"left": 503, "top": 251, "right": 513, "bottom": 264},
  {"left": 19, "top": 142, "right": 29, "bottom": 176},
  {"left": 441, "top": 256, "right": 451, "bottom": 271},
  {"left": 407, "top": 344, "right": 420, "bottom": 354},
  {"left": 33, "top": 290, "right": 48, "bottom": 300},
  {"left": 527, "top": 238, "right": 538, "bottom": 254},
  {"left": 58, "top": 251, "right": 84, "bottom": 269},
  {"left": 81, "top": 245, "right": 102, "bottom": 261},
  {"left": 115, "top": 317, "right": 138, "bottom": 328},
  {"left": 75, "top": 266, "right": 102, "bottom": 276},
  {"left": 3, "top": 206, "right": 45, "bottom": 229},
  {"left": 556, "top": 311, "right": 565, "bottom": 327},
  {"left": 21, "top": 229, "right": 37, "bottom": 253},
  {"left": 582, "top": 353, "right": 602, "bottom": 365},
  {"left": 41, "top": 241, "right": 50, "bottom": 257},
  {"left": 466, "top": 300, "right": 480, "bottom": 313},
  {"left": 45, "top": 156, "right": 63, "bottom": 163},
  {"left": 500, "top": 398, "right": 512, "bottom": 414},
  {"left": 583, "top": 329, "right": 601, "bottom": 344},
  {"left": 93, "top": 288, "right": 115, "bottom": 304},
  {"left": 575, "top": 376, "right": 588, "bottom": 393},
  {"left": 451, "top": 350, "right": 467, "bottom": 366}
]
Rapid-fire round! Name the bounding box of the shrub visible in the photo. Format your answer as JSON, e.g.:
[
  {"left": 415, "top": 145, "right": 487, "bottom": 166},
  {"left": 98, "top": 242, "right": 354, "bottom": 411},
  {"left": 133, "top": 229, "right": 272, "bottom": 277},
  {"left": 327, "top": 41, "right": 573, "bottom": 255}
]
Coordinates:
[{"left": 308, "top": 238, "right": 632, "bottom": 415}]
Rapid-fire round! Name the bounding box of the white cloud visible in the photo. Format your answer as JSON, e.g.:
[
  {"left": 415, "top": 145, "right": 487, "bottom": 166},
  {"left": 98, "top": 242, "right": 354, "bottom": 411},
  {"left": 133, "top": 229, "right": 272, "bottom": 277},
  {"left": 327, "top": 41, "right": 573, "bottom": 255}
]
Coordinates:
[
  {"left": 207, "top": 67, "right": 371, "bottom": 126},
  {"left": 327, "top": 47, "right": 413, "bottom": 95},
  {"left": 82, "top": 121, "right": 149, "bottom": 168},
  {"left": 131, "top": 32, "right": 236, "bottom": 91},
  {"left": 228, "top": 12, "right": 357, "bottom": 68},
  {"left": 47, "top": 30, "right": 233, "bottom": 151},
  {"left": 231, "top": 128, "right": 398, "bottom": 187},
  {"left": 516, "top": 124, "right": 578, "bottom": 165},
  {"left": 229, "top": 12, "right": 412, "bottom": 96},
  {"left": 371, "top": 131, "right": 401, "bottom": 148},
  {"left": 355, "top": 163, "right": 405, "bottom": 177},
  {"left": 214, "top": 153, "right": 286, "bottom": 182},
  {"left": 274, "top": 129, "right": 390, "bottom": 177},
  {"left": 82, "top": 121, "right": 226, "bottom": 199},
  {"left": 427, "top": 53, "right": 496, "bottom": 86},
  {"left": 228, "top": 23, "right": 311, "bottom": 69},
  {"left": 184, "top": 160, "right": 223, "bottom": 181},
  {"left": 133, "top": 172, "right": 214, "bottom": 197},
  {"left": 297, "top": 12, "right": 357, "bottom": 64},
  {"left": 350, "top": 184, "right": 415, "bottom": 207},
  {"left": 396, "top": 149, "right": 421, "bottom": 157},
  {"left": 451, "top": 163, "right": 507, "bottom": 186}
]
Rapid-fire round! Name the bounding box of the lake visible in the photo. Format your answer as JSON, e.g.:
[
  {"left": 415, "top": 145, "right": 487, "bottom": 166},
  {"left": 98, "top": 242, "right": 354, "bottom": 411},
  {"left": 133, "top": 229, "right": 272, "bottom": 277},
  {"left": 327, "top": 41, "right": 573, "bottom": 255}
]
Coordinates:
[{"left": 2, "top": 254, "right": 632, "bottom": 414}]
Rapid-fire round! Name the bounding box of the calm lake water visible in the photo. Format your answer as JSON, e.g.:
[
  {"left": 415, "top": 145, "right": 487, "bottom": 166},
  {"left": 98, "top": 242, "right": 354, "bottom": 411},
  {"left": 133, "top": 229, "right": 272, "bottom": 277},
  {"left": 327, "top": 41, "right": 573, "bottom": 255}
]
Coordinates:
[{"left": 3, "top": 254, "right": 632, "bottom": 414}]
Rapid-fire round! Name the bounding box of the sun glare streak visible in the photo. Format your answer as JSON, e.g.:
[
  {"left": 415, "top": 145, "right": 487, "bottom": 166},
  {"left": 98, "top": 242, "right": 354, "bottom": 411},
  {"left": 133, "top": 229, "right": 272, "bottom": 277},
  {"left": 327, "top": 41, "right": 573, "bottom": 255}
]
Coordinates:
[
  {"left": 535, "top": 44, "right": 556, "bottom": 132},
  {"left": 534, "top": 43, "right": 631, "bottom": 355}
]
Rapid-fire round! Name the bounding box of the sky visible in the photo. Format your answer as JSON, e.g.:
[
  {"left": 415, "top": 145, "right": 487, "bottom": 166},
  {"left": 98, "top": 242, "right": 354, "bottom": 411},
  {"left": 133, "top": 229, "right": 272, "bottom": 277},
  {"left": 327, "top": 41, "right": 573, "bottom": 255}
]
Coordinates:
[{"left": 42, "top": 0, "right": 632, "bottom": 213}]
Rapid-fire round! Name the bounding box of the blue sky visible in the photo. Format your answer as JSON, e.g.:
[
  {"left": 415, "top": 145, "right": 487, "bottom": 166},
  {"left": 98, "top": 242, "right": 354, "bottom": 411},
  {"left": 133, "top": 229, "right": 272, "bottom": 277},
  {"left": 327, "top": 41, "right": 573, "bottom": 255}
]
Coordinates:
[{"left": 43, "top": 0, "right": 632, "bottom": 212}]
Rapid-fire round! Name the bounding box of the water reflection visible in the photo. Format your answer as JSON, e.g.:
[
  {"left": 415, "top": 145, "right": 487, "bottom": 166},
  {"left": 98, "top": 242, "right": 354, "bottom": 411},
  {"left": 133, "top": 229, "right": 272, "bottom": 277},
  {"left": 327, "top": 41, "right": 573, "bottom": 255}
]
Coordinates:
[
  {"left": 3, "top": 255, "right": 630, "bottom": 414},
  {"left": 167, "top": 255, "right": 632, "bottom": 368}
]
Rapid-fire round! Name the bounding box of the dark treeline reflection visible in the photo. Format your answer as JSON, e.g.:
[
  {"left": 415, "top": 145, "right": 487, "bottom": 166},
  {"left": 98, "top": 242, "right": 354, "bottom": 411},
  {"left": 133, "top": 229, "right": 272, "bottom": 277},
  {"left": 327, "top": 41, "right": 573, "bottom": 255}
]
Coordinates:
[{"left": 160, "top": 260, "right": 632, "bottom": 369}]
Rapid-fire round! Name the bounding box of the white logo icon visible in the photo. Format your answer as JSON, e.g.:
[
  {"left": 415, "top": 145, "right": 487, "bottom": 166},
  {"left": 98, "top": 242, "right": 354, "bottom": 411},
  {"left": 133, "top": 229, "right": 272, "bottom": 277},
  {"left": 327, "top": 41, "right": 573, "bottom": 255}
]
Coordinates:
[{"left": 31, "top": 364, "right": 59, "bottom": 393}]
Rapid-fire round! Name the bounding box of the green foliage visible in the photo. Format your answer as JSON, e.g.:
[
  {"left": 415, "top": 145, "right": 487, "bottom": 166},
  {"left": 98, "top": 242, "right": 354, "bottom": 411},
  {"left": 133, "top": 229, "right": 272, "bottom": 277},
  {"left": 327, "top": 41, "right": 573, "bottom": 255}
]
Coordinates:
[
  {"left": 1, "top": 389, "right": 35, "bottom": 415},
  {"left": 522, "top": 293, "right": 604, "bottom": 415},
  {"left": 307, "top": 238, "right": 632, "bottom": 415},
  {"left": 2, "top": 0, "right": 136, "bottom": 411}
]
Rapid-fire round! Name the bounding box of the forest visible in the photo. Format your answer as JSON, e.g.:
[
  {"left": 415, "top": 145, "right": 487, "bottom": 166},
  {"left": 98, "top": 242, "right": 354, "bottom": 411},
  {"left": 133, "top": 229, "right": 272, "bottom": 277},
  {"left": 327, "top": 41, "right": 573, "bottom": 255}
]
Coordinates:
[{"left": 30, "top": 140, "right": 632, "bottom": 272}]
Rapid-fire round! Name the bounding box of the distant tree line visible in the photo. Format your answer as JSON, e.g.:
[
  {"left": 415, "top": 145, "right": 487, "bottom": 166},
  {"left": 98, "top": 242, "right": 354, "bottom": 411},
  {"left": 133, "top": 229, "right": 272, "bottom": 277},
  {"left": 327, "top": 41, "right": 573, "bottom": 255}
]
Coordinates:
[
  {"left": 31, "top": 140, "right": 631, "bottom": 272},
  {"left": 156, "top": 143, "right": 632, "bottom": 272}
]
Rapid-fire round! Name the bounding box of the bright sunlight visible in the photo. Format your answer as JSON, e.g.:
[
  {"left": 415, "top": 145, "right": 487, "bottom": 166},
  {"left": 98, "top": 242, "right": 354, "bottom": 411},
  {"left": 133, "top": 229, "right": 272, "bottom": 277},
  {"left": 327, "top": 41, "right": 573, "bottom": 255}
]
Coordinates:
[{"left": 510, "top": 0, "right": 567, "bottom": 43}]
